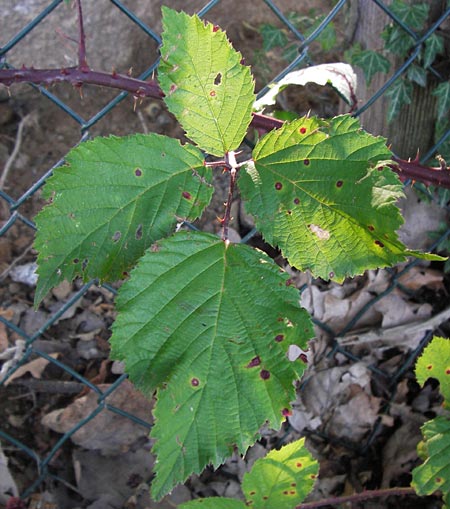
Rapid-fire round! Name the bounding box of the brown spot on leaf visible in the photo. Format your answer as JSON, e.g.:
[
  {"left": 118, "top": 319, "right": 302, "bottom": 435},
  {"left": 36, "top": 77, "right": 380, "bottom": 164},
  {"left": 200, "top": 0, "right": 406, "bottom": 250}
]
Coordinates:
[
  {"left": 275, "top": 334, "right": 284, "bottom": 342},
  {"left": 214, "top": 73, "right": 222, "bottom": 85},
  {"left": 134, "top": 168, "right": 142, "bottom": 177},
  {"left": 275, "top": 182, "right": 282, "bottom": 190},
  {"left": 304, "top": 159, "right": 310, "bottom": 166},
  {"left": 374, "top": 240, "right": 384, "bottom": 248},
  {"left": 191, "top": 378, "right": 199, "bottom": 387},
  {"left": 182, "top": 191, "right": 192, "bottom": 200},
  {"left": 336, "top": 180, "right": 343, "bottom": 187},
  {"left": 260, "top": 369, "right": 270, "bottom": 380},
  {"left": 73, "top": 258, "right": 79, "bottom": 264},
  {"left": 294, "top": 198, "right": 300, "bottom": 205},
  {"left": 247, "top": 356, "right": 261, "bottom": 368},
  {"left": 135, "top": 224, "right": 143, "bottom": 240},
  {"left": 368, "top": 225, "right": 375, "bottom": 231}
]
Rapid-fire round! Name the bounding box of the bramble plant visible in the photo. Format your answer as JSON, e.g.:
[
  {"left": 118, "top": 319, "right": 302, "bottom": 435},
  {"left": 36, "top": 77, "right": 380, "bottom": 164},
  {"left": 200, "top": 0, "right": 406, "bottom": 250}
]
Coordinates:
[{"left": 33, "top": 7, "right": 444, "bottom": 503}]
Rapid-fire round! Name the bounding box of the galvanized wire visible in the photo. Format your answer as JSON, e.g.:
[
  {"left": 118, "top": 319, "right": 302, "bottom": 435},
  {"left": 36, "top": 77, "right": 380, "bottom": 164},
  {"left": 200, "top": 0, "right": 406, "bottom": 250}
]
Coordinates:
[{"left": 0, "top": 0, "right": 449, "bottom": 501}]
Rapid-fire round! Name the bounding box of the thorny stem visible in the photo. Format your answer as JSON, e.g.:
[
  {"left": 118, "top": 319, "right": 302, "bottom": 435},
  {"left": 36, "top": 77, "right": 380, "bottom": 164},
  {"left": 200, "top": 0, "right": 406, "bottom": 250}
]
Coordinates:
[
  {"left": 76, "top": 0, "right": 88, "bottom": 70},
  {"left": 221, "top": 151, "right": 238, "bottom": 242},
  {"left": 295, "top": 487, "right": 417, "bottom": 508}
]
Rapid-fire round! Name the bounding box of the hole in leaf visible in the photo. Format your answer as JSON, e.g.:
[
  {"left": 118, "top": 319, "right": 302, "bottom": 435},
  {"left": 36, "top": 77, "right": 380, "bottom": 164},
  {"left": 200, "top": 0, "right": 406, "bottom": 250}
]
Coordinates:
[
  {"left": 191, "top": 378, "right": 199, "bottom": 387},
  {"left": 112, "top": 231, "right": 121, "bottom": 243},
  {"left": 161, "top": 152, "right": 166, "bottom": 157},
  {"left": 260, "top": 369, "right": 270, "bottom": 380},
  {"left": 287, "top": 210, "right": 292, "bottom": 215},
  {"left": 135, "top": 224, "right": 143, "bottom": 240},
  {"left": 247, "top": 356, "right": 261, "bottom": 368},
  {"left": 214, "top": 73, "right": 222, "bottom": 85},
  {"left": 134, "top": 168, "right": 142, "bottom": 177},
  {"left": 210, "top": 90, "right": 216, "bottom": 97},
  {"left": 436, "top": 477, "right": 443, "bottom": 484},
  {"left": 275, "top": 182, "right": 283, "bottom": 190},
  {"left": 374, "top": 240, "right": 384, "bottom": 248},
  {"left": 68, "top": 212, "right": 76, "bottom": 219},
  {"left": 309, "top": 224, "right": 330, "bottom": 240},
  {"left": 329, "top": 271, "right": 335, "bottom": 278},
  {"left": 296, "top": 462, "right": 302, "bottom": 468},
  {"left": 182, "top": 191, "right": 192, "bottom": 200}
]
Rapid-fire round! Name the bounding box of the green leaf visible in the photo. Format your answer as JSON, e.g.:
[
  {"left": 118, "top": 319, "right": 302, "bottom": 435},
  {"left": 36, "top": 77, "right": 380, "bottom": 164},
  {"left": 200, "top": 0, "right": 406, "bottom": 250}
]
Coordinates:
[
  {"left": 253, "top": 63, "right": 357, "bottom": 111},
  {"left": 34, "top": 134, "right": 212, "bottom": 305},
  {"left": 242, "top": 438, "right": 318, "bottom": 509},
  {"left": 382, "top": 25, "right": 414, "bottom": 57},
  {"left": 239, "top": 115, "right": 438, "bottom": 282},
  {"left": 415, "top": 336, "right": 450, "bottom": 408},
  {"left": 423, "top": 33, "right": 444, "bottom": 69},
  {"left": 390, "top": 0, "right": 429, "bottom": 29},
  {"left": 386, "top": 79, "right": 412, "bottom": 122},
  {"left": 180, "top": 499, "right": 246, "bottom": 509},
  {"left": 158, "top": 7, "right": 255, "bottom": 156},
  {"left": 110, "top": 231, "right": 313, "bottom": 499},
  {"left": 407, "top": 64, "right": 427, "bottom": 87},
  {"left": 412, "top": 416, "right": 450, "bottom": 498},
  {"left": 260, "top": 24, "right": 289, "bottom": 51},
  {"left": 306, "top": 18, "right": 336, "bottom": 52},
  {"left": 433, "top": 81, "right": 450, "bottom": 120},
  {"left": 351, "top": 50, "right": 391, "bottom": 85}
]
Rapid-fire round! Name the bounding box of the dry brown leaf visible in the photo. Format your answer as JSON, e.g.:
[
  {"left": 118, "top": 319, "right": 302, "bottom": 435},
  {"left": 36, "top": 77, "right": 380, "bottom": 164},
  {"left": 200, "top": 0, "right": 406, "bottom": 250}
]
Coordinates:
[
  {"left": 4, "top": 353, "right": 59, "bottom": 386},
  {"left": 0, "top": 321, "right": 8, "bottom": 353},
  {"left": 397, "top": 266, "right": 444, "bottom": 291}
]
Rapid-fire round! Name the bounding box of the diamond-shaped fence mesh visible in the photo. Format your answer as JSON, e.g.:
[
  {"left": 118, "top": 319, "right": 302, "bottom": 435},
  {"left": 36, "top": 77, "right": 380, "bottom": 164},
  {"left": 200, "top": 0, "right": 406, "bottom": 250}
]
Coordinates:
[{"left": 0, "top": 0, "right": 449, "bottom": 505}]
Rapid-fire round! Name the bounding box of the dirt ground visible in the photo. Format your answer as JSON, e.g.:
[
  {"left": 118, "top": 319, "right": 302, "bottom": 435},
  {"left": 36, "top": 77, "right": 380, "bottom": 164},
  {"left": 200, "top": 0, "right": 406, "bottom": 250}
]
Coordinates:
[{"left": 1, "top": 1, "right": 450, "bottom": 508}]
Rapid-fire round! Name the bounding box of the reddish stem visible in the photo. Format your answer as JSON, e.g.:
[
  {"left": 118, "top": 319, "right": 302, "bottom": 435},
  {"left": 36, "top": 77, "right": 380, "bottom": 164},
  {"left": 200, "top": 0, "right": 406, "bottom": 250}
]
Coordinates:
[
  {"left": 0, "top": 69, "right": 448, "bottom": 188},
  {"left": 295, "top": 487, "right": 417, "bottom": 508},
  {"left": 76, "top": 0, "right": 88, "bottom": 70}
]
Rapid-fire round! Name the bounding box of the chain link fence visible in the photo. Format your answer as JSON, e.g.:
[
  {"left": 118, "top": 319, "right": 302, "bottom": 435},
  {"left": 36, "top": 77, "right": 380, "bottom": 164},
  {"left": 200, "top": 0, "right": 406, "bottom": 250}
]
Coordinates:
[{"left": 0, "top": 0, "right": 449, "bottom": 504}]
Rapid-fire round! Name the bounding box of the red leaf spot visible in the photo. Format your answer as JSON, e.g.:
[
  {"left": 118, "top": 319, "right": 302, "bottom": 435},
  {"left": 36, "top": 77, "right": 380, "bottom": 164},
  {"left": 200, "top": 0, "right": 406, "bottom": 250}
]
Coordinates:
[
  {"left": 294, "top": 198, "right": 300, "bottom": 205},
  {"left": 210, "top": 90, "right": 216, "bottom": 97},
  {"left": 310, "top": 474, "right": 317, "bottom": 479},
  {"left": 73, "top": 258, "right": 79, "bottom": 264},
  {"left": 436, "top": 477, "right": 443, "bottom": 483},
  {"left": 329, "top": 271, "right": 335, "bottom": 278},
  {"left": 247, "top": 356, "right": 261, "bottom": 368},
  {"left": 291, "top": 483, "right": 296, "bottom": 487},
  {"left": 213, "top": 25, "right": 220, "bottom": 32},
  {"left": 446, "top": 368, "right": 450, "bottom": 375},
  {"left": 299, "top": 353, "right": 308, "bottom": 363},
  {"left": 260, "top": 369, "right": 270, "bottom": 380},
  {"left": 191, "top": 378, "right": 199, "bottom": 387},
  {"left": 169, "top": 83, "right": 177, "bottom": 94},
  {"left": 304, "top": 159, "right": 310, "bottom": 166},
  {"left": 275, "top": 334, "right": 284, "bottom": 342},
  {"left": 427, "top": 364, "right": 433, "bottom": 370},
  {"left": 336, "top": 180, "right": 343, "bottom": 187},
  {"left": 275, "top": 182, "right": 283, "bottom": 190},
  {"left": 134, "top": 168, "right": 142, "bottom": 177},
  {"left": 282, "top": 408, "right": 292, "bottom": 416},
  {"left": 296, "top": 462, "right": 302, "bottom": 468},
  {"left": 368, "top": 225, "right": 375, "bottom": 231},
  {"left": 182, "top": 191, "right": 192, "bottom": 199},
  {"left": 299, "top": 127, "right": 307, "bottom": 134},
  {"left": 374, "top": 240, "right": 384, "bottom": 248},
  {"left": 122, "top": 271, "right": 129, "bottom": 277},
  {"left": 285, "top": 278, "right": 294, "bottom": 287}
]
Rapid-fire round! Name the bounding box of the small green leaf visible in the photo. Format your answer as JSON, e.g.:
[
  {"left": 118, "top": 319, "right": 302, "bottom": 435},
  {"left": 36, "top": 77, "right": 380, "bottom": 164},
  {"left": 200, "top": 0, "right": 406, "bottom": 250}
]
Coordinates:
[
  {"left": 34, "top": 134, "right": 212, "bottom": 305},
  {"left": 390, "top": 0, "right": 429, "bottom": 29},
  {"left": 415, "top": 336, "right": 450, "bottom": 408},
  {"left": 180, "top": 499, "right": 246, "bottom": 509},
  {"left": 239, "top": 115, "right": 439, "bottom": 282},
  {"left": 386, "top": 79, "right": 412, "bottom": 122},
  {"left": 242, "top": 438, "right": 318, "bottom": 509},
  {"left": 260, "top": 24, "right": 289, "bottom": 51},
  {"left": 351, "top": 50, "right": 391, "bottom": 85},
  {"left": 407, "top": 64, "right": 427, "bottom": 87},
  {"left": 306, "top": 18, "right": 336, "bottom": 52},
  {"left": 412, "top": 416, "right": 450, "bottom": 498},
  {"left": 423, "top": 33, "right": 444, "bottom": 69},
  {"left": 158, "top": 7, "right": 255, "bottom": 156},
  {"left": 433, "top": 81, "right": 450, "bottom": 120},
  {"left": 110, "top": 231, "right": 313, "bottom": 499}
]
